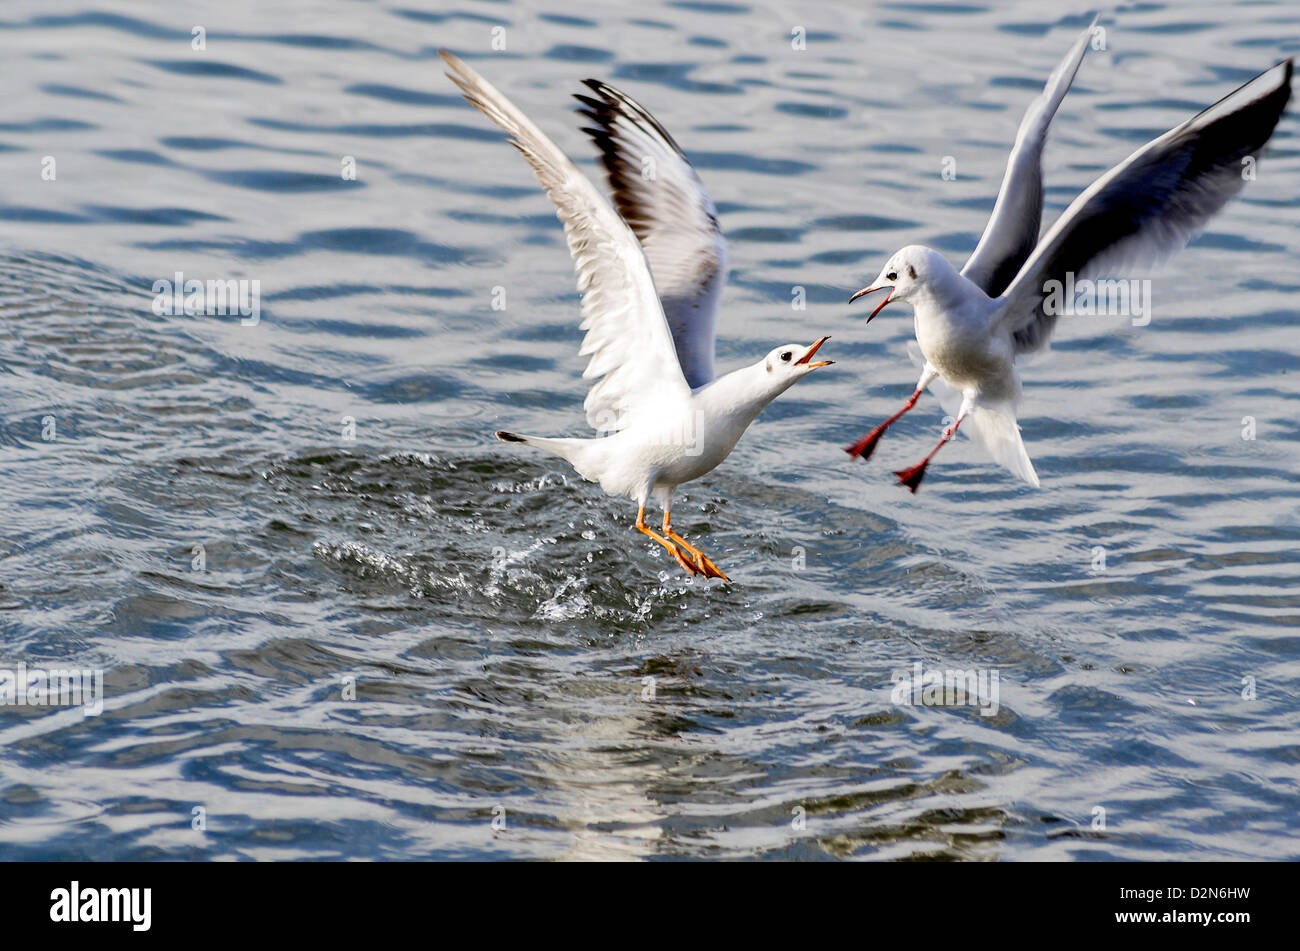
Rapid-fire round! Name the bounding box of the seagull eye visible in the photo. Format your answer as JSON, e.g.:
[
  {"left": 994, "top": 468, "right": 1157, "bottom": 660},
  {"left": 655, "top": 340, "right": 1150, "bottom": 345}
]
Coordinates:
[
  {"left": 886, "top": 271, "right": 898, "bottom": 282},
  {"left": 780, "top": 351, "right": 792, "bottom": 362}
]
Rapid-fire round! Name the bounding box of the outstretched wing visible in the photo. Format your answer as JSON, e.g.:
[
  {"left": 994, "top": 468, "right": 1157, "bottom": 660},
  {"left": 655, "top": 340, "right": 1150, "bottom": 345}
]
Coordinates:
[
  {"left": 575, "top": 80, "right": 727, "bottom": 389},
  {"left": 961, "top": 15, "right": 1097, "bottom": 297},
  {"left": 441, "top": 51, "right": 692, "bottom": 431},
  {"left": 998, "top": 58, "right": 1292, "bottom": 354}
]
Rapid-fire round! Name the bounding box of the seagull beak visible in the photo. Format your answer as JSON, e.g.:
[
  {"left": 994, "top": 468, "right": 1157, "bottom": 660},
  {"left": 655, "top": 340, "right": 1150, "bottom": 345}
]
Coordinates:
[
  {"left": 849, "top": 284, "right": 894, "bottom": 322},
  {"left": 794, "top": 335, "right": 833, "bottom": 368}
]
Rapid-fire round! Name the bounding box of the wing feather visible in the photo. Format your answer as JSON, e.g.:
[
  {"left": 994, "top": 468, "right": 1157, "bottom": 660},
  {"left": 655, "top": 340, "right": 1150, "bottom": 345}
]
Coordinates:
[
  {"left": 961, "top": 15, "right": 1097, "bottom": 297},
  {"left": 575, "top": 80, "right": 726, "bottom": 388},
  {"left": 440, "top": 51, "right": 691, "bottom": 430},
  {"left": 997, "top": 58, "right": 1292, "bottom": 353}
]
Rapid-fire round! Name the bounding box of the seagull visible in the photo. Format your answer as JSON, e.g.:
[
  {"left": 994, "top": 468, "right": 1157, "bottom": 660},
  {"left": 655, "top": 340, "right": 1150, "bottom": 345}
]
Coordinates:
[
  {"left": 846, "top": 27, "right": 1293, "bottom": 492},
  {"left": 440, "top": 51, "right": 833, "bottom": 581}
]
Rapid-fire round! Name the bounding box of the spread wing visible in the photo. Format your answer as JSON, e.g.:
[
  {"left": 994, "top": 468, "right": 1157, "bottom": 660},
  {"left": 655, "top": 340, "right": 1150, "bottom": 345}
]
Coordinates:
[
  {"left": 997, "top": 58, "right": 1292, "bottom": 354},
  {"left": 441, "top": 51, "right": 691, "bottom": 431},
  {"left": 575, "top": 80, "right": 727, "bottom": 389},
  {"left": 961, "top": 15, "right": 1097, "bottom": 297}
]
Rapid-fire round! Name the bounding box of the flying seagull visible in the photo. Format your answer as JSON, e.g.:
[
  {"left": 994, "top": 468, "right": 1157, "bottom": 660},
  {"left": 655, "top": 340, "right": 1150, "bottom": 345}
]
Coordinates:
[
  {"left": 440, "top": 51, "right": 833, "bottom": 580},
  {"left": 847, "top": 25, "right": 1292, "bottom": 492}
]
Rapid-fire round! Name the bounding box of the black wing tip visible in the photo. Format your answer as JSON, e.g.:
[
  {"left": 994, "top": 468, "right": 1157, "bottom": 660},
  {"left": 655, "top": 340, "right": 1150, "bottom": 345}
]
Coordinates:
[
  {"left": 573, "top": 78, "right": 690, "bottom": 159},
  {"left": 1186, "top": 55, "right": 1293, "bottom": 142},
  {"left": 1255, "top": 56, "right": 1293, "bottom": 96},
  {"left": 1251, "top": 56, "right": 1292, "bottom": 99},
  {"left": 573, "top": 88, "right": 621, "bottom": 144},
  {"left": 1250, "top": 57, "right": 1293, "bottom": 124},
  {"left": 496, "top": 430, "right": 526, "bottom": 443}
]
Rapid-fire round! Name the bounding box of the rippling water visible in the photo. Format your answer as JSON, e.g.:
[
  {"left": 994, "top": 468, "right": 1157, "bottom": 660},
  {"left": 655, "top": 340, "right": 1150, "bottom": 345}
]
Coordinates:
[{"left": 0, "top": 0, "right": 1297, "bottom": 860}]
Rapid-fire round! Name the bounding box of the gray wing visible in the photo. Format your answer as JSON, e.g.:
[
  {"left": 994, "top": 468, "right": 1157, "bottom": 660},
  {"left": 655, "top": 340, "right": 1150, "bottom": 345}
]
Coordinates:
[
  {"left": 961, "top": 15, "right": 1097, "bottom": 297},
  {"left": 998, "top": 58, "right": 1292, "bottom": 354},
  {"left": 576, "top": 80, "right": 727, "bottom": 389}
]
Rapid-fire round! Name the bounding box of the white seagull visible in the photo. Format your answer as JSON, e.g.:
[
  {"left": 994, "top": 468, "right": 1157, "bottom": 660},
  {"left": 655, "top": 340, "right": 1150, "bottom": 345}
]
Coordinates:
[
  {"left": 846, "top": 29, "right": 1293, "bottom": 492},
  {"left": 441, "top": 51, "right": 833, "bottom": 581}
]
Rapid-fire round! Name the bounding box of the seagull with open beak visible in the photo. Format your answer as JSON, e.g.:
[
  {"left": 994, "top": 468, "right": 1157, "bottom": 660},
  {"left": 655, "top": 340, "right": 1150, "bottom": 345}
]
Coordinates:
[
  {"left": 442, "top": 51, "right": 833, "bottom": 581},
  {"left": 846, "top": 21, "right": 1291, "bottom": 493}
]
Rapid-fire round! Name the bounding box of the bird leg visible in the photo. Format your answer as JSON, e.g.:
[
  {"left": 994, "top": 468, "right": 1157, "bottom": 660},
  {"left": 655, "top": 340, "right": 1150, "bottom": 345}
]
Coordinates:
[
  {"left": 847, "top": 366, "right": 940, "bottom": 460},
  {"left": 847, "top": 368, "right": 941, "bottom": 465},
  {"left": 662, "top": 510, "right": 731, "bottom": 582},
  {"left": 845, "top": 389, "right": 922, "bottom": 459},
  {"left": 636, "top": 506, "right": 702, "bottom": 577},
  {"left": 894, "top": 414, "right": 965, "bottom": 493}
]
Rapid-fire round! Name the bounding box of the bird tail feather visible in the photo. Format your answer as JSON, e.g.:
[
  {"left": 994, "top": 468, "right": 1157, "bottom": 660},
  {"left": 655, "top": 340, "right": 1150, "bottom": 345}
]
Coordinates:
[
  {"left": 961, "top": 406, "right": 1039, "bottom": 487},
  {"left": 495, "top": 430, "right": 584, "bottom": 463}
]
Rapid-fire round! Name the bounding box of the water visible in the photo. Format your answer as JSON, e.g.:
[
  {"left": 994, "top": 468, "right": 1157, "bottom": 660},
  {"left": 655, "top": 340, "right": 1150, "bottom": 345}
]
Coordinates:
[{"left": 0, "top": 0, "right": 1297, "bottom": 861}]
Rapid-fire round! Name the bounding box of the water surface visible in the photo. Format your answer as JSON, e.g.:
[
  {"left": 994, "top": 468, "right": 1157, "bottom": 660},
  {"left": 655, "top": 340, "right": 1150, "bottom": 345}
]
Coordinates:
[{"left": 0, "top": 0, "right": 1297, "bottom": 860}]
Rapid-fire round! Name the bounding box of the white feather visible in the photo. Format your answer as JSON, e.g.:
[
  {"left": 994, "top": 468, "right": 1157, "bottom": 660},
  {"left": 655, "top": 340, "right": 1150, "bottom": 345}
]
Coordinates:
[
  {"left": 440, "top": 51, "right": 692, "bottom": 432},
  {"left": 961, "top": 405, "right": 1039, "bottom": 487},
  {"left": 577, "top": 80, "right": 728, "bottom": 389}
]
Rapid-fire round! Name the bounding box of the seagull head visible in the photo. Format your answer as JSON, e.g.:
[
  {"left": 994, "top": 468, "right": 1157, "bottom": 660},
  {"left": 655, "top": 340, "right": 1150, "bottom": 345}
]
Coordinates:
[
  {"left": 849, "top": 246, "right": 951, "bottom": 321},
  {"left": 761, "top": 336, "right": 834, "bottom": 385}
]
